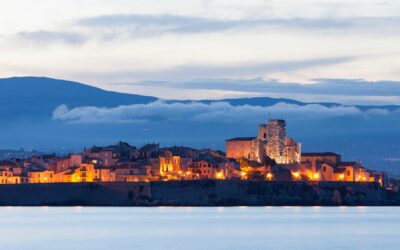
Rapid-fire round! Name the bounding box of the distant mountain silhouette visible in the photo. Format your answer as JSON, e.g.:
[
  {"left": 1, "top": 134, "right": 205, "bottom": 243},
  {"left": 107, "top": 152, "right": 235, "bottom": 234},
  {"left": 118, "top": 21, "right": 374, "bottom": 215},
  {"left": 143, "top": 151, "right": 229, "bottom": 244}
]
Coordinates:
[
  {"left": 0, "top": 77, "right": 157, "bottom": 120},
  {"left": 169, "top": 96, "right": 306, "bottom": 106},
  {"left": 2, "top": 77, "right": 398, "bottom": 120}
]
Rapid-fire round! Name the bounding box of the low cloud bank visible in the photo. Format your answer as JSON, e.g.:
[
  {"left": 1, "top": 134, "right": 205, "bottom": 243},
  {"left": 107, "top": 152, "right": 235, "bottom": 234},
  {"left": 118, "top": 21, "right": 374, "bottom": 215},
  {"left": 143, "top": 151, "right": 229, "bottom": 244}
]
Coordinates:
[{"left": 52, "top": 101, "right": 397, "bottom": 124}]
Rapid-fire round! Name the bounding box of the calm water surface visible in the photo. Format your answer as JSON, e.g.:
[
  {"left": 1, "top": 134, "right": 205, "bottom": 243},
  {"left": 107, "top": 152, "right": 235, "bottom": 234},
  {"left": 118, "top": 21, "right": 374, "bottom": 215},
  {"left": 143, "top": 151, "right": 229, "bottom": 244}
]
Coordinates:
[{"left": 0, "top": 206, "right": 399, "bottom": 250}]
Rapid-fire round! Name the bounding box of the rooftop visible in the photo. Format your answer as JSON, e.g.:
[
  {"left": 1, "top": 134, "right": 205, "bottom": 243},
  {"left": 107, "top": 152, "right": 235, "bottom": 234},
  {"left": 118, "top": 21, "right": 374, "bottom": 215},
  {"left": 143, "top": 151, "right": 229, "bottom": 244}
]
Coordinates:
[
  {"left": 334, "top": 168, "right": 346, "bottom": 173},
  {"left": 226, "top": 137, "right": 256, "bottom": 142},
  {"left": 302, "top": 152, "right": 341, "bottom": 157},
  {"left": 89, "top": 147, "right": 113, "bottom": 153},
  {"left": 338, "top": 162, "right": 360, "bottom": 166},
  {"left": 0, "top": 160, "right": 16, "bottom": 167}
]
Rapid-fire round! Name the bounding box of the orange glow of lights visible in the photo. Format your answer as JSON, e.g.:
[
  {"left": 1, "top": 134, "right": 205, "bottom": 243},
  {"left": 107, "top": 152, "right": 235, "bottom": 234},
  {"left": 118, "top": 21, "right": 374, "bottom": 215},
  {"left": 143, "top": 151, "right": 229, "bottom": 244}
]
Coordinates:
[
  {"left": 292, "top": 172, "right": 300, "bottom": 179},
  {"left": 266, "top": 173, "right": 273, "bottom": 180},
  {"left": 313, "top": 173, "right": 320, "bottom": 180},
  {"left": 216, "top": 172, "right": 224, "bottom": 179}
]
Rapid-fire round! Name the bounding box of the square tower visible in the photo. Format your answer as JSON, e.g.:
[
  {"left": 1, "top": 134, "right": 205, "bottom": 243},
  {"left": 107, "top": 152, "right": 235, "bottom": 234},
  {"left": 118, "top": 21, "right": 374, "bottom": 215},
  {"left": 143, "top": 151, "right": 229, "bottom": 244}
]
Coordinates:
[{"left": 266, "top": 119, "right": 287, "bottom": 163}]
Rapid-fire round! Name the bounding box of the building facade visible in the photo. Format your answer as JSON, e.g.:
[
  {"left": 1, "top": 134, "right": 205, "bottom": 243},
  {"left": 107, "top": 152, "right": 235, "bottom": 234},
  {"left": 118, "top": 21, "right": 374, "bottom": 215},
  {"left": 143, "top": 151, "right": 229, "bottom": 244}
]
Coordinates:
[
  {"left": 226, "top": 137, "right": 259, "bottom": 161},
  {"left": 265, "top": 120, "right": 287, "bottom": 163},
  {"left": 226, "top": 119, "right": 301, "bottom": 164}
]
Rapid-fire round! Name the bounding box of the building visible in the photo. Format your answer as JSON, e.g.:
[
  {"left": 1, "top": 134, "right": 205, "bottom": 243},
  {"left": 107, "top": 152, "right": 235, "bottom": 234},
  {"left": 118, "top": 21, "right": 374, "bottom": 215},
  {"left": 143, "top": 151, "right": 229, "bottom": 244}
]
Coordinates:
[
  {"left": 0, "top": 136, "right": 386, "bottom": 185},
  {"left": 226, "top": 119, "right": 301, "bottom": 164},
  {"left": 115, "top": 165, "right": 147, "bottom": 182},
  {"left": 140, "top": 143, "right": 160, "bottom": 161},
  {"left": 299, "top": 153, "right": 382, "bottom": 183},
  {"left": 285, "top": 137, "right": 301, "bottom": 164},
  {"left": 0, "top": 169, "right": 21, "bottom": 184},
  {"left": 148, "top": 158, "right": 161, "bottom": 180},
  {"left": 224, "top": 159, "right": 241, "bottom": 180},
  {"left": 82, "top": 147, "right": 116, "bottom": 167},
  {"left": 226, "top": 137, "right": 259, "bottom": 161},
  {"left": 301, "top": 152, "right": 342, "bottom": 173},
  {"left": 159, "top": 151, "right": 181, "bottom": 175},
  {"left": 318, "top": 162, "right": 336, "bottom": 181},
  {"left": 265, "top": 119, "right": 286, "bottom": 163},
  {"left": 28, "top": 169, "right": 54, "bottom": 183},
  {"left": 94, "top": 166, "right": 116, "bottom": 182},
  {"left": 31, "top": 155, "right": 62, "bottom": 170},
  {"left": 159, "top": 151, "right": 180, "bottom": 179},
  {"left": 54, "top": 154, "right": 82, "bottom": 173},
  {"left": 191, "top": 160, "right": 215, "bottom": 179},
  {"left": 54, "top": 163, "right": 95, "bottom": 183},
  {"left": 337, "top": 162, "right": 370, "bottom": 182}
]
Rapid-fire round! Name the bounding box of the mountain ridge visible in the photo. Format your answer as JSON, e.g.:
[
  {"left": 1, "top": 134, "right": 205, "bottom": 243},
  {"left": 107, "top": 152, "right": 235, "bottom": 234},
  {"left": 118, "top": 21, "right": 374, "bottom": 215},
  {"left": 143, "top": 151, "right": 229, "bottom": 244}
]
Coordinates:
[
  {"left": 0, "top": 76, "right": 157, "bottom": 120},
  {"left": 1, "top": 76, "right": 398, "bottom": 121}
]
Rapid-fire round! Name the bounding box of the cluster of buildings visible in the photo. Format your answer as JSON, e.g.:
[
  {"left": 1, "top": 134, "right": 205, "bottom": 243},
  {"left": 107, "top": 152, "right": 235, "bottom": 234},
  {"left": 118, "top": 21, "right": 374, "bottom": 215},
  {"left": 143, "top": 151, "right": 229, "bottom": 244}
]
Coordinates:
[
  {"left": 226, "top": 119, "right": 386, "bottom": 185},
  {"left": 226, "top": 119, "right": 301, "bottom": 164},
  {"left": 0, "top": 119, "right": 387, "bottom": 186},
  {"left": 0, "top": 142, "right": 229, "bottom": 184}
]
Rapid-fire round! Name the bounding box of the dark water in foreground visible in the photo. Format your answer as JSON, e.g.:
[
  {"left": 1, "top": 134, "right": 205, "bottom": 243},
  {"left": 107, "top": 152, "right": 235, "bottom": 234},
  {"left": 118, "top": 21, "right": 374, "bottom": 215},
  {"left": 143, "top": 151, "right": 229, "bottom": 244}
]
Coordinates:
[{"left": 0, "top": 207, "right": 399, "bottom": 250}]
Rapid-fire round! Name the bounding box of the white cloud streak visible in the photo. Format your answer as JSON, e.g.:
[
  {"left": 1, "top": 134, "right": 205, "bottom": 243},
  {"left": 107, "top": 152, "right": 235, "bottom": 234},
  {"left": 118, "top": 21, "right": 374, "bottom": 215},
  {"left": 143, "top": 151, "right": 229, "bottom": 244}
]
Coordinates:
[{"left": 52, "top": 101, "right": 396, "bottom": 124}]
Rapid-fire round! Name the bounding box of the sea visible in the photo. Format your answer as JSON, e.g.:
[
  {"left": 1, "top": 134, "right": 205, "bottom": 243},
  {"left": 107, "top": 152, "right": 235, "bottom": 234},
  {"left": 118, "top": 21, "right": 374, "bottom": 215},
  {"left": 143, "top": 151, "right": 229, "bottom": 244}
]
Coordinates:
[{"left": 0, "top": 206, "right": 399, "bottom": 250}]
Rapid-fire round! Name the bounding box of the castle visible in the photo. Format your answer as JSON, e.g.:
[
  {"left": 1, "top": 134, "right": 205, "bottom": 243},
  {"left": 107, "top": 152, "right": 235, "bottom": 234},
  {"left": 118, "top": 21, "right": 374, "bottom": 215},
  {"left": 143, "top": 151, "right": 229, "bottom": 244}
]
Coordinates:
[{"left": 226, "top": 119, "right": 301, "bottom": 164}]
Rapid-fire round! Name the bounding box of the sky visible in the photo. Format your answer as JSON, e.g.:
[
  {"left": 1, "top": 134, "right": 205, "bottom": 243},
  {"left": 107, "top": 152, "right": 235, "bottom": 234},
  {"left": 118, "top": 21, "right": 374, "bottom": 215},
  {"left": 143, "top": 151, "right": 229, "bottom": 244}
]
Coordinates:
[{"left": 1, "top": 0, "right": 400, "bottom": 103}]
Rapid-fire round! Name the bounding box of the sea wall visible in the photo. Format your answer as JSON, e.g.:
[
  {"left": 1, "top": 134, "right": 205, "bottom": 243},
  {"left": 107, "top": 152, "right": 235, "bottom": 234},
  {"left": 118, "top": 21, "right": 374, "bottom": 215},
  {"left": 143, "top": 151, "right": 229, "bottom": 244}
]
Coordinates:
[{"left": 0, "top": 180, "right": 398, "bottom": 206}]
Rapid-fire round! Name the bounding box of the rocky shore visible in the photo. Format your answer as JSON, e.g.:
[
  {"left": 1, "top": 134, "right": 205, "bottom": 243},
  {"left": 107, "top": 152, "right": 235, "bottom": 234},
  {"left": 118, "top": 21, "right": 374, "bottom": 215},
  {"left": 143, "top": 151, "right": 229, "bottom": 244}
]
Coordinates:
[{"left": 0, "top": 180, "right": 398, "bottom": 206}]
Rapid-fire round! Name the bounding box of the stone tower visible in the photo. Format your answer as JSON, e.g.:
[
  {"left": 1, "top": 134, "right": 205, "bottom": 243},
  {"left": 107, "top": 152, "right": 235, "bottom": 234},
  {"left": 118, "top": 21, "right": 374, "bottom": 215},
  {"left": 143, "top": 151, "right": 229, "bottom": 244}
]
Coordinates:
[{"left": 266, "top": 119, "right": 287, "bottom": 163}]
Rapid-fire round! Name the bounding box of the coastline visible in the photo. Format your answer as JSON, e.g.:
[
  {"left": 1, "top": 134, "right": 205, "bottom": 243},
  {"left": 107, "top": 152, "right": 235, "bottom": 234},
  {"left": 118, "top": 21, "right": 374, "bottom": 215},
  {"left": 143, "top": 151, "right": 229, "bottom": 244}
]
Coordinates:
[{"left": 0, "top": 180, "right": 398, "bottom": 206}]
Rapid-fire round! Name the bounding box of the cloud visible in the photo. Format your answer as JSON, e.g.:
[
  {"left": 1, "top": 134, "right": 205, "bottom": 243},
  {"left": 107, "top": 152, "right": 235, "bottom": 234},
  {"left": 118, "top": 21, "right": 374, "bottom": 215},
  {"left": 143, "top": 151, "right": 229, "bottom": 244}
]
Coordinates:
[
  {"left": 77, "top": 14, "right": 356, "bottom": 34},
  {"left": 72, "top": 56, "right": 354, "bottom": 82},
  {"left": 2, "top": 2, "right": 400, "bottom": 98},
  {"left": 11, "top": 14, "right": 400, "bottom": 45},
  {"left": 75, "top": 14, "right": 400, "bottom": 38},
  {"left": 130, "top": 78, "right": 400, "bottom": 96},
  {"left": 15, "top": 14, "right": 357, "bottom": 45},
  {"left": 119, "top": 78, "right": 400, "bottom": 104},
  {"left": 51, "top": 101, "right": 395, "bottom": 124},
  {"left": 16, "top": 30, "right": 86, "bottom": 45}
]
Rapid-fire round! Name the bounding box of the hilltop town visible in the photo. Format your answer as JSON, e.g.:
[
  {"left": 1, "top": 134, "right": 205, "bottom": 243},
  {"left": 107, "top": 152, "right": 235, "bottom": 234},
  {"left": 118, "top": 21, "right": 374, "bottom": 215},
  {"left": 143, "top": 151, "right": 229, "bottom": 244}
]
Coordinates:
[{"left": 0, "top": 119, "right": 392, "bottom": 189}]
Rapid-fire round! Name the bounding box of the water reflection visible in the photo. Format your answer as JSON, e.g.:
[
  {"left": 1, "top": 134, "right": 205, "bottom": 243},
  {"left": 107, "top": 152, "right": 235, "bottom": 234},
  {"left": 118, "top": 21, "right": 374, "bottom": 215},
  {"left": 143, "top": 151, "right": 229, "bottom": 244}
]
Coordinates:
[{"left": 0, "top": 206, "right": 398, "bottom": 250}]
